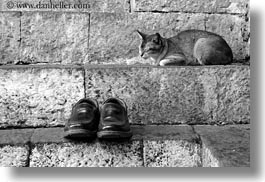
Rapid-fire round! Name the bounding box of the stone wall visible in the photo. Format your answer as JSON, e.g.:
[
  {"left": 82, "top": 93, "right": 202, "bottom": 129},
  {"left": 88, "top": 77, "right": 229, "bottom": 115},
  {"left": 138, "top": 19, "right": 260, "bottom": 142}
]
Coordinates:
[{"left": 0, "top": 0, "right": 250, "bottom": 65}]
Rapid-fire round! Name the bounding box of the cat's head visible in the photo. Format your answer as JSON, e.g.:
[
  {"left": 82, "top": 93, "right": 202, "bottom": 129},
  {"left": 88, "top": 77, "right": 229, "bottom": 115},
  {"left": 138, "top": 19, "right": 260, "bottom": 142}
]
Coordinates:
[{"left": 136, "top": 30, "right": 164, "bottom": 59}]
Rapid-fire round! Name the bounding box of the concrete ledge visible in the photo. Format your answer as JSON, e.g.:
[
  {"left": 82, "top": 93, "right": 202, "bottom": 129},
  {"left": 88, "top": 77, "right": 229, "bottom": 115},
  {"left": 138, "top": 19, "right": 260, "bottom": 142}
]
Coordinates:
[
  {"left": 194, "top": 125, "right": 250, "bottom": 167},
  {"left": 0, "top": 128, "right": 33, "bottom": 145}
]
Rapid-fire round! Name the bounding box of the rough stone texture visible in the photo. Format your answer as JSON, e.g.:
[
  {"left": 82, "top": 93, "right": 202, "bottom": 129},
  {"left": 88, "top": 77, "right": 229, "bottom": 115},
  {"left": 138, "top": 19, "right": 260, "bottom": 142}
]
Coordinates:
[
  {"left": 85, "top": 65, "right": 250, "bottom": 125},
  {"left": 205, "top": 14, "right": 250, "bottom": 62},
  {"left": 0, "top": 68, "right": 84, "bottom": 128},
  {"left": 0, "top": 0, "right": 130, "bottom": 12},
  {"left": 88, "top": 12, "right": 206, "bottom": 64},
  {"left": 0, "top": 145, "right": 29, "bottom": 167},
  {"left": 30, "top": 141, "right": 143, "bottom": 167},
  {"left": 194, "top": 125, "right": 250, "bottom": 167},
  {"left": 21, "top": 12, "right": 89, "bottom": 64},
  {"left": 216, "top": 67, "right": 250, "bottom": 124},
  {"left": 132, "top": 0, "right": 249, "bottom": 14},
  {"left": 0, "top": 12, "right": 21, "bottom": 65},
  {"left": 144, "top": 140, "right": 201, "bottom": 167}
]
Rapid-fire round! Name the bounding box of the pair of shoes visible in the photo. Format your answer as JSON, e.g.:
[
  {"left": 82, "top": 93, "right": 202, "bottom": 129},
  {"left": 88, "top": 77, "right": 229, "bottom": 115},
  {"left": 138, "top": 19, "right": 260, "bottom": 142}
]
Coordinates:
[{"left": 64, "top": 97, "right": 132, "bottom": 140}]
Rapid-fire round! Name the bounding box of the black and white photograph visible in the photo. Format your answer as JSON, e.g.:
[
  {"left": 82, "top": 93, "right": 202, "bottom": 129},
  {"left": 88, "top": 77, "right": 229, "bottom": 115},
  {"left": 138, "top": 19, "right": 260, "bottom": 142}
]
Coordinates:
[{"left": 0, "top": 0, "right": 255, "bottom": 172}]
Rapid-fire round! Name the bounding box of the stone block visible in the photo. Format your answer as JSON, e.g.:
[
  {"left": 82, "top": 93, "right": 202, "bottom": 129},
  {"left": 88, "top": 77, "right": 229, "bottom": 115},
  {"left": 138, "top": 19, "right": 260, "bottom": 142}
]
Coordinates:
[
  {"left": 144, "top": 140, "right": 201, "bottom": 167},
  {"left": 0, "top": 68, "right": 84, "bottom": 128},
  {"left": 132, "top": 0, "right": 249, "bottom": 14},
  {"left": 215, "top": 67, "right": 250, "bottom": 124},
  {"left": 194, "top": 125, "right": 250, "bottom": 167},
  {"left": 0, "top": 12, "right": 20, "bottom": 65},
  {"left": 30, "top": 141, "right": 143, "bottom": 167},
  {"left": 88, "top": 12, "right": 205, "bottom": 64},
  {"left": 21, "top": 12, "right": 89, "bottom": 64},
  {"left": 85, "top": 65, "right": 250, "bottom": 125},
  {"left": 0, "top": 145, "right": 29, "bottom": 167},
  {"left": 205, "top": 14, "right": 250, "bottom": 62},
  {"left": 0, "top": 0, "right": 130, "bottom": 12}
]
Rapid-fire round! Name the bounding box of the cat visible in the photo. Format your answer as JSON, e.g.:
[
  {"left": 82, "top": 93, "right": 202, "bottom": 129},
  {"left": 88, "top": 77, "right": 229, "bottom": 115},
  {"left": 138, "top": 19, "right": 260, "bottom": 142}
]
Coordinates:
[{"left": 136, "top": 29, "right": 233, "bottom": 66}]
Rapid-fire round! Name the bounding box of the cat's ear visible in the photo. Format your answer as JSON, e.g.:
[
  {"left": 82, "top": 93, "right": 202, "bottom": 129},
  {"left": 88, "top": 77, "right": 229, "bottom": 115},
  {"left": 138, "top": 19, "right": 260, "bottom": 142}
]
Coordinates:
[
  {"left": 155, "top": 33, "right": 161, "bottom": 38},
  {"left": 136, "top": 30, "right": 146, "bottom": 39}
]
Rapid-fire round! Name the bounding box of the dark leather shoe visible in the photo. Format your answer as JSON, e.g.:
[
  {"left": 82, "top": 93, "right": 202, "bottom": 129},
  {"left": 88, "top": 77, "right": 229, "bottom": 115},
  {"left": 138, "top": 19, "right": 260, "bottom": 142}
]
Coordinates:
[
  {"left": 97, "top": 98, "right": 132, "bottom": 139},
  {"left": 64, "top": 98, "right": 100, "bottom": 139}
]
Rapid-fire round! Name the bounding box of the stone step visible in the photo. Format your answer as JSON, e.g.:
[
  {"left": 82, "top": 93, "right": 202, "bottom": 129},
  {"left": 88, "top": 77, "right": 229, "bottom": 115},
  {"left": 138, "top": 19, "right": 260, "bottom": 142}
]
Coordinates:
[
  {"left": 0, "top": 125, "right": 250, "bottom": 167},
  {"left": 85, "top": 65, "right": 250, "bottom": 125},
  {"left": 0, "top": 65, "right": 250, "bottom": 128}
]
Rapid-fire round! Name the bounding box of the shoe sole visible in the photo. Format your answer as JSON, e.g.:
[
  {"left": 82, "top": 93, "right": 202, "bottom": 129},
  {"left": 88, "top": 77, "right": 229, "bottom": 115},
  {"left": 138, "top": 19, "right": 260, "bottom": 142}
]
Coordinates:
[
  {"left": 64, "top": 128, "right": 97, "bottom": 139},
  {"left": 97, "top": 130, "right": 132, "bottom": 139}
]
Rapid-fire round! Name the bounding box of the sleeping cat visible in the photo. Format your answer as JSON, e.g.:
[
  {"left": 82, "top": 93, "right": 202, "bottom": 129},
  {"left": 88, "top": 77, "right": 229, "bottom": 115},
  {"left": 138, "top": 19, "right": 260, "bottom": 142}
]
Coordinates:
[{"left": 136, "top": 29, "right": 233, "bottom": 66}]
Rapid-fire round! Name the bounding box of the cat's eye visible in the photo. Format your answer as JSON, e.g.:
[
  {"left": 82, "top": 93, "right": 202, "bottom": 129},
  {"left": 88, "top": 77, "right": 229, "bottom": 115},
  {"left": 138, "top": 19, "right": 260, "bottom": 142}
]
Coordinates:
[{"left": 152, "top": 38, "right": 159, "bottom": 44}]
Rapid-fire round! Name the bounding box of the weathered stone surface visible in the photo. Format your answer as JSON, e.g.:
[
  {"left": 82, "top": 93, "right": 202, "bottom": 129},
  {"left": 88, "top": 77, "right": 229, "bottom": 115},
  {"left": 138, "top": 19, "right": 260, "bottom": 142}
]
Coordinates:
[
  {"left": 194, "top": 125, "right": 250, "bottom": 167},
  {"left": 88, "top": 12, "right": 206, "bottom": 64},
  {"left": 216, "top": 67, "right": 250, "bottom": 124},
  {"left": 21, "top": 12, "right": 89, "bottom": 64},
  {"left": 0, "top": 0, "right": 130, "bottom": 12},
  {"left": 0, "top": 129, "right": 34, "bottom": 145},
  {"left": 0, "top": 145, "right": 29, "bottom": 167},
  {"left": 144, "top": 140, "right": 201, "bottom": 167},
  {"left": 0, "top": 12, "right": 20, "bottom": 65},
  {"left": 85, "top": 65, "right": 250, "bottom": 125},
  {"left": 30, "top": 141, "right": 143, "bottom": 167},
  {"left": 205, "top": 14, "right": 250, "bottom": 62},
  {"left": 0, "top": 68, "right": 84, "bottom": 128},
  {"left": 132, "top": 0, "right": 249, "bottom": 14}
]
